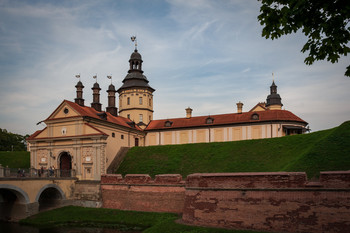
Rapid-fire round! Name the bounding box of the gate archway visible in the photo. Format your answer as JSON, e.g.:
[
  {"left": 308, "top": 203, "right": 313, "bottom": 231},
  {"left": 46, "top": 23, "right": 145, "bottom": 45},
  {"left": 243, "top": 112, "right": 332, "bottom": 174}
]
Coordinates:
[
  {"left": 35, "top": 184, "right": 66, "bottom": 211},
  {"left": 0, "top": 184, "right": 30, "bottom": 221},
  {"left": 59, "top": 151, "right": 72, "bottom": 177}
]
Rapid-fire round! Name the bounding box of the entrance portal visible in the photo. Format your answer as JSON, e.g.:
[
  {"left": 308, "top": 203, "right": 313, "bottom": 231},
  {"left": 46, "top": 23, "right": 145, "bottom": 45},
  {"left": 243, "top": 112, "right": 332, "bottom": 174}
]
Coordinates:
[{"left": 59, "top": 152, "right": 72, "bottom": 177}]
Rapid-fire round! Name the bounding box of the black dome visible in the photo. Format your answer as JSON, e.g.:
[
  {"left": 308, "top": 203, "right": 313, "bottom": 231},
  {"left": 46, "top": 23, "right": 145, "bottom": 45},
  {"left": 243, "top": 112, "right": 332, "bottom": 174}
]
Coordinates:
[{"left": 130, "top": 49, "right": 142, "bottom": 60}]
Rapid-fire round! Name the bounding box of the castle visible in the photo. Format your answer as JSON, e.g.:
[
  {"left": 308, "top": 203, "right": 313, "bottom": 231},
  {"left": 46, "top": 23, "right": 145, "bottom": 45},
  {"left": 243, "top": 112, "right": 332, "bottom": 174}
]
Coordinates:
[{"left": 27, "top": 47, "right": 308, "bottom": 180}]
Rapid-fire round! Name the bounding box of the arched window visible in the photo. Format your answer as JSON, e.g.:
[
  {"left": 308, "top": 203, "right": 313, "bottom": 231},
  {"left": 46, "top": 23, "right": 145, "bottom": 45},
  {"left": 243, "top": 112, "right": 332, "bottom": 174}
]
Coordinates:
[
  {"left": 206, "top": 117, "right": 214, "bottom": 124},
  {"left": 164, "top": 121, "right": 173, "bottom": 127},
  {"left": 251, "top": 113, "right": 259, "bottom": 120}
]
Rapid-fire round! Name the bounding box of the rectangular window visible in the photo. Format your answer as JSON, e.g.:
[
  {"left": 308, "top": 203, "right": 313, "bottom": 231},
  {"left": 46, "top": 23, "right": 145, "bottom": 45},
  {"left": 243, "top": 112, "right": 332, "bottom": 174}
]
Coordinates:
[
  {"left": 121, "top": 135, "right": 124, "bottom": 139},
  {"left": 139, "top": 97, "right": 142, "bottom": 105},
  {"left": 127, "top": 114, "right": 130, "bottom": 119},
  {"left": 127, "top": 97, "right": 130, "bottom": 105},
  {"left": 139, "top": 114, "right": 143, "bottom": 122}
]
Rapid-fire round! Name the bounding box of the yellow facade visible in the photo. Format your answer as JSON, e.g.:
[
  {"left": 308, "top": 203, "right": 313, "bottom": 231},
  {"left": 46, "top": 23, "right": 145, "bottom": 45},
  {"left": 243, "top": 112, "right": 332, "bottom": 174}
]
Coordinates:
[{"left": 118, "top": 89, "right": 154, "bottom": 125}]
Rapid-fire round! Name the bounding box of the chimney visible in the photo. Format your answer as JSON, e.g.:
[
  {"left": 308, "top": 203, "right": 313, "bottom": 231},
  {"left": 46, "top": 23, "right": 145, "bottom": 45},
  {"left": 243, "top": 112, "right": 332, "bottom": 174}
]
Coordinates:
[
  {"left": 75, "top": 81, "right": 85, "bottom": 106},
  {"left": 91, "top": 82, "right": 102, "bottom": 112},
  {"left": 186, "top": 107, "right": 192, "bottom": 118},
  {"left": 106, "top": 84, "right": 118, "bottom": 116},
  {"left": 236, "top": 102, "right": 243, "bottom": 114}
]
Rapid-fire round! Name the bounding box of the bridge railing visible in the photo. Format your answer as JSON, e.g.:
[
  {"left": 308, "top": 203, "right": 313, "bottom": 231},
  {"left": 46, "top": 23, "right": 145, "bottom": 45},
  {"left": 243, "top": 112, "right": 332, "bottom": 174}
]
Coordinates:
[{"left": 0, "top": 166, "right": 76, "bottom": 178}]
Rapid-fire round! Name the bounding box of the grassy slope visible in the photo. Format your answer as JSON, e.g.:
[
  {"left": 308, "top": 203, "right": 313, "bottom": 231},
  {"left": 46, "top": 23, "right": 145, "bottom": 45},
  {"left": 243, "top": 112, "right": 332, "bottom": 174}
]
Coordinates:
[
  {"left": 0, "top": 151, "right": 30, "bottom": 168},
  {"left": 117, "top": 121, "right": 350, "bottom": 178},
  {"left": 21, "top": 206, "right": 266, "bottom": 233}
]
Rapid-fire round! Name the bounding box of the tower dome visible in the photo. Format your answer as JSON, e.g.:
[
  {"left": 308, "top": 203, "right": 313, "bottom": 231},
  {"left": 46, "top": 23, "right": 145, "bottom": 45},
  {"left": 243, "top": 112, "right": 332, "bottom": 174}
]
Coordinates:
[
  {"left": 266, "top": 81, "right": 283, "bottom": 110},
  {"left": 117, "top": 48, "right": 155, "bottom": 127}
]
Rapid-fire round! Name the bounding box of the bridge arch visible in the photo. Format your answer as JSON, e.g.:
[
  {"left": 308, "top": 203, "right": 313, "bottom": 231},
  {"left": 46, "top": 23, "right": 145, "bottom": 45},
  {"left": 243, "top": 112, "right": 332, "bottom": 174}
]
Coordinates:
[
  {"left": 0, "top": 184, "right": 30, "bottom": 221},
  {"left": 35, "top": 184, "right": 66, "bottom": 211}
]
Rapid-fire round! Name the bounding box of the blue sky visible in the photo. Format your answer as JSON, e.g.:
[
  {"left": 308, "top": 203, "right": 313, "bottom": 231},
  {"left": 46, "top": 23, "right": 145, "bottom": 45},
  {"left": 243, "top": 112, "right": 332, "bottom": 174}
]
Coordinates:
[{"left": 0, "top": 0, "right": 349, "bottom": 135}]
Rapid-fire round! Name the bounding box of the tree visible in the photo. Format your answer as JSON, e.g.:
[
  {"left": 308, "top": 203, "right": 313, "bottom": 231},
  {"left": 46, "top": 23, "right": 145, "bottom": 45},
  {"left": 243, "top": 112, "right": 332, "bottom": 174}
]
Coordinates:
[
  {"left": 258, "top": 0, "right": 350, "bottom": 77},
  {"left": 0, "top": 128, "right": 27, "bottom": 151}
]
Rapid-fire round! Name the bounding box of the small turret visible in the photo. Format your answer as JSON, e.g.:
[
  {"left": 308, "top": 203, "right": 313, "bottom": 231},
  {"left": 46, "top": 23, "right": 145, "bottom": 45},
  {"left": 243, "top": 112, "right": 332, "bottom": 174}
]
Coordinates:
[
  {"left": 266, "top": 81, "right": 283, "bottom": 110},
  {"left": 91, "top": 82, "right": 102, "bottom": 112},
  {"left": 106, "top": 84, "right": 118, "bottom": 116},
  {"left": 75, "top": 81, "right": 85, "bottom": 106}
]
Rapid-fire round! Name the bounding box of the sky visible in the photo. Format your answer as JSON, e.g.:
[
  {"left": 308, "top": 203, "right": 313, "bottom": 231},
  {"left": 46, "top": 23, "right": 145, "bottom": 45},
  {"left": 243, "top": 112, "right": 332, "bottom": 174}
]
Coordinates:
[{"left": 0, "top": 0, "right": 349, "bottom": 136}]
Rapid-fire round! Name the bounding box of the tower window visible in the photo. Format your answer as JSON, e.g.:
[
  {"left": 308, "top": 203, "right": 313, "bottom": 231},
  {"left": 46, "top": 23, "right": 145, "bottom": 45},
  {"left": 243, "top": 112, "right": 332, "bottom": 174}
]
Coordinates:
[
  {"left": 139, "top": 97, "right": 143, "bottom": 105},
  {"left": 127, "top": 114, "right": 130, "bottom": 119},
  {"left": 121, "top": 135, "right": 124, "bottom": 139},
  {"left": 139, "top": 114, "right": 143, "bottom": 122},
  {"left": 127, "top": 97, "right": 130, "bottom": 105},
  {"left": 149, "top": 99, "right": 151, "bottom": 106},
  {"left": 112, "top": 133, "right": 115, "bottom": 137}
]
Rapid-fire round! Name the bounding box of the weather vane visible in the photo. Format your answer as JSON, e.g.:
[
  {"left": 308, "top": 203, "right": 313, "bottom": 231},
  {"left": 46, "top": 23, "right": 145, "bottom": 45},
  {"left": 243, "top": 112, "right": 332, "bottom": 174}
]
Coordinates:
[
  {"left": 93, "top": 74, "right": 97, "bottom": 83},
  {"left": 75, "top": 74, "right": 81, "bottom": 81},
  {"left": 107, "top": 75, "right": 112, "bottom": 84},
  {"left": 131, "top": 36, "right": 137, "bottom": 50}
]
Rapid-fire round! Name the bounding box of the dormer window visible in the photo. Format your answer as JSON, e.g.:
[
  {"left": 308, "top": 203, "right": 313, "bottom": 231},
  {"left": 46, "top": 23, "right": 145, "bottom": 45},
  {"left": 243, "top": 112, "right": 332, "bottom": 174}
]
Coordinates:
[
  {"left": 164, "top": 120, "right": 173, "bottom": 127},
  {"left": 206, "top": 117, "right": 214, "bottom": 124},
  {"left": 251, "top": 113, "right": 259, "bottom": 120}
]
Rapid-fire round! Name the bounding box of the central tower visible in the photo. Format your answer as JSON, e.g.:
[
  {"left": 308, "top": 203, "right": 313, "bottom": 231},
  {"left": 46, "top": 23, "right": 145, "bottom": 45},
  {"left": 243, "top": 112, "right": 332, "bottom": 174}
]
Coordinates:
[{"left": 117, "top": 48, "right": 155, "bottom": 127}]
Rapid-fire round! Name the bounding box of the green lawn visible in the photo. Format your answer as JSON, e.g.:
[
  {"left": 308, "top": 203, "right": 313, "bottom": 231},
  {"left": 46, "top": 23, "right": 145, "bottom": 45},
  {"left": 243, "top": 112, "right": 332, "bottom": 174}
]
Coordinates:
[
  {"left": 117, "top": 121, "right": 350, "bottom": 178},
  {"left": 0, "top": 151, "right": 30, "bottom": 168},
  {"left": 20, "top": 206, "right": 267, "bottom": 233}
]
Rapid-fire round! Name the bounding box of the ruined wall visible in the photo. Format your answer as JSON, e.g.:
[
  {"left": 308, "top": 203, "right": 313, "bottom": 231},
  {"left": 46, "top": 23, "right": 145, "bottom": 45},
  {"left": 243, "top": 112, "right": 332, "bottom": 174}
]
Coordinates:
[
  {"left": 183, "top": 172, "right": 350, "bottom": 233},
  {"left": 101, "top": 171, "right": 350, "bottom": 233},
  {"left": 101, "top": 174, "right": 185, "bottom": 213}
]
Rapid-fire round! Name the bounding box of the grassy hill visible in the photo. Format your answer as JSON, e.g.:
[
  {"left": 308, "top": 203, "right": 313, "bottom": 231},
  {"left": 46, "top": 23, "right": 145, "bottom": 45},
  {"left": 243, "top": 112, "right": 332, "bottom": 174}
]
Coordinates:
[
  {"left": 0, "top": 151, "right": 30, "bottom": 168},
  {"left": 116, "top": 121, "right": 350, "bottom": 178}
]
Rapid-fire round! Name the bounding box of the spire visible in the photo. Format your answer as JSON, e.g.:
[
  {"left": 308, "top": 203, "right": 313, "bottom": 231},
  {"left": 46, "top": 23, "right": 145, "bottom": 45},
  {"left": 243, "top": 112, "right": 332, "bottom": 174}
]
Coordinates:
[{"left": 74, "top": 74, "right": 84, "bottom": 106}]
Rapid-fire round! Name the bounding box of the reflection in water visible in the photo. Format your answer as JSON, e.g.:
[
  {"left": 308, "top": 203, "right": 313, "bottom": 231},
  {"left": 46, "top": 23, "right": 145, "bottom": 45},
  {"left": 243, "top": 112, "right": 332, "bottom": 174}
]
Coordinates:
[{"left": 0, "top": 222, "right": 142, "bottom": 233}]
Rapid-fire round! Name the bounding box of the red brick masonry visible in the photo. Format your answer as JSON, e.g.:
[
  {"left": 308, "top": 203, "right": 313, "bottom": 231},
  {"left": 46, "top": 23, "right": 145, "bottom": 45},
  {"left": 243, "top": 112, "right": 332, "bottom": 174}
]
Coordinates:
[
  {"left": 101, "top": 171, "right": 350, "bottom": 233},
  {"left": 101, "top": 174, "right": 185, "bottom": 213}
]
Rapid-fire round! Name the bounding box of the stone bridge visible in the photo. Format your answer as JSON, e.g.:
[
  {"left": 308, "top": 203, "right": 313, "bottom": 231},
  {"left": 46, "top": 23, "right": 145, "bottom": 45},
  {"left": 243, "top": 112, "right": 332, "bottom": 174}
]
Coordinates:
[{"left": 0, "top": 177, "right": 100, "bottom": 221}]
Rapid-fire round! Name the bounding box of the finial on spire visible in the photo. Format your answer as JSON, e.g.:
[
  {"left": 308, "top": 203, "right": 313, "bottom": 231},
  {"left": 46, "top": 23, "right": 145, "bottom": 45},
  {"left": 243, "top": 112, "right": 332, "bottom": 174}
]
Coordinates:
[
  {"left": 107, "top": 75, "right": 112, "bottom": 84},
  {"left": 93, "top": 74, "right": 97, "bottom": 83},
  {"left": 75, "top": 74, "right": 81, "bottom": 81},
  {"left": 131, "top": 36, "right": 137, "bottom": 50},
  {"left": 272, "top": 72, "right": 274, "bottom": 82}
]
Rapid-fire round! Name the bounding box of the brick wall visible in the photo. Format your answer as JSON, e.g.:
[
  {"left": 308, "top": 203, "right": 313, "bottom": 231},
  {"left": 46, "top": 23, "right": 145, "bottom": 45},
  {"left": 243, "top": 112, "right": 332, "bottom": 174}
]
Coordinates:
[
  {"left": 183, "top": 172, "right": 350, "bottom": 233},
  {"left": 101, "top": 174, "right": 185, "bottom": 213},
  {"left": 101, "top": 172, "right": 350, "bottom": 233}
]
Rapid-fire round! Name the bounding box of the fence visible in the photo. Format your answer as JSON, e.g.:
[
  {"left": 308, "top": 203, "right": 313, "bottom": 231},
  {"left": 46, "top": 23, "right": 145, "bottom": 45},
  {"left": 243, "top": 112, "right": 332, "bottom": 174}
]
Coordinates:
[{"left": 0, "top": 165, "right": 76, "bottom": 178}]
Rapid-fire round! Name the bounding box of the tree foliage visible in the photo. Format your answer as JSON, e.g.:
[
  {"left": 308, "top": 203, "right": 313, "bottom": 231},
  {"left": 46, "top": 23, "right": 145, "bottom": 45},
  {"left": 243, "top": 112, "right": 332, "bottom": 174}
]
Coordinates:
[
  {"left": 0, "top": 128, "right": 28, "bottom": 151},
  {"left": 258, "top": 0, "right": 350, "bottom": 77}
]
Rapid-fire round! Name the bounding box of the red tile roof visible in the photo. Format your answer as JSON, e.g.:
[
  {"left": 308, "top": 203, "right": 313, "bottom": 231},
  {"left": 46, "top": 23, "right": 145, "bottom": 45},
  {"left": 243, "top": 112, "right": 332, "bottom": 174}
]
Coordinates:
[
  {"left": 27, "top": 128, "right": 45, "bottom": 140},
  {"left": 45, "top": 100, "right": 142, "bottom": 130},
  {"left": 145, "top": 110, "right": 307, "bottom": 131}
]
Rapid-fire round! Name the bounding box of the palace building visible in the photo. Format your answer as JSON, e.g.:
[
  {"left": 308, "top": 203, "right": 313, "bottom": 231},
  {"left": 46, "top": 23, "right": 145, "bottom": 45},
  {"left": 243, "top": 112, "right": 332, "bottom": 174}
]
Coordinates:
[{"left": 27, "top": 47, "right": 308, "bottom": 180}]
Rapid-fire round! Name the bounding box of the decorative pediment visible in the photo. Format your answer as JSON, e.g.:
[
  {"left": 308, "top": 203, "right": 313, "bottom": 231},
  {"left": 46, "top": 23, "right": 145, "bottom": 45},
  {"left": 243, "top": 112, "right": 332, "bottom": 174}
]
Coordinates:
[{"left": 46, "top": 100, "right": 80, "bottom": 121}]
